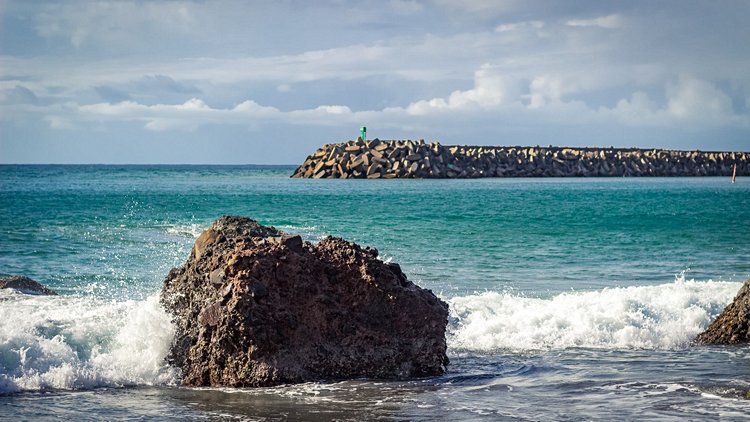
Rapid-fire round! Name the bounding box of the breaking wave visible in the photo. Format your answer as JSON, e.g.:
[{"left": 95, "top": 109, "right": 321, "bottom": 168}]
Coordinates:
[
  {"left": 0, "top": 291, "right": 178, "bottom": 393},
  {"left": 448, "top": 277, "right": 741, "bottom": 352}
]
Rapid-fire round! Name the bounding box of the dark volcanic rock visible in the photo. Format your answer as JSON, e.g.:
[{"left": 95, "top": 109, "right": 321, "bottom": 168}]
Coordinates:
[
  {"left": 0, "top": 275, "right": 57, "bottom": 295},
  {"left": 161, "top": 216, "right": 449, "bottom": 387},
  {"left": 696, "top": 279, "right": 750, "bottom": 344}
]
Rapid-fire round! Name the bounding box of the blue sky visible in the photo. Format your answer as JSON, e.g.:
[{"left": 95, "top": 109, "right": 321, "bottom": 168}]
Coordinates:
[{"left": 1, "top": 0, "right": 749, "bottom": 164}]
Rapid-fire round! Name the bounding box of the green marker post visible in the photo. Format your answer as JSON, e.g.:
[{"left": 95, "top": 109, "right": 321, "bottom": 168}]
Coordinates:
[{"left": 360, "top": 126, "right": 367, "bottom": 142}]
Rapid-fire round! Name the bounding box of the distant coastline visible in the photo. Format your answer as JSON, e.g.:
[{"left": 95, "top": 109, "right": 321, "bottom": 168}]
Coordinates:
[{"left": 292, "top": 139, "right": 749, "bottom": 179}]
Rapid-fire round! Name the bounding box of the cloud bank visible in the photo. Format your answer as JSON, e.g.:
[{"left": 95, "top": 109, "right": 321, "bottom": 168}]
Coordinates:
[{"left": 1, "top": 0, "right": 749, "bottom": 163}]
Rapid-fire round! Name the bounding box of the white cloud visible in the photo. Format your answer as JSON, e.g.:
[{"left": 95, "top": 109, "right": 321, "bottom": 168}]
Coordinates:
[
  {"left": 567, "top": 14, "right": 623, "bottom": 29},
  {"left": 528, "top": 76, "right": 566, "bottom": 108},
  {"left": 666, "top": 76, "right": 734, "bottom": 121},
  {"left": 232, "top": 100, "right": 279, "bottom": 115},
  {"left": 495, "top": 20, "right": 544, "bottom": 32},
  {"left": 73, "top": 97, "right": 358, "bottom": 131},
  {"left": 15, "top": 69, "right": 743, "bottom": 135},
  {"left": 600, "top": 77, "right": 747, "bottom": 127},
  {"left": 314, "top": 105, "right": 353, "bottom": 115},
  {"left": 403, "top": 64, "right": 518, "bottom": 114}
]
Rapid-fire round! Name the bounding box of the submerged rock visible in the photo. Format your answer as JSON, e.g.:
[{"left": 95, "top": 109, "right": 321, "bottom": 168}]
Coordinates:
[
  {"left": 161, "top": 216, "right": 449, "bottom": 387},
  {"left": 695, "top": 278, "right": 750, "bottom": 344},
  {"left": 0, "top": 275, "right": 57, "bottom": 295}
]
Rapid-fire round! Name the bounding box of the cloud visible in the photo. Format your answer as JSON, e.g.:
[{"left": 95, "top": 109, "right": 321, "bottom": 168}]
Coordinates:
[
  {"left": 314, "top": 105, "right": 353, "bottom": 115},
  {"left": 666, "top": 76, "right": 735, "bottom": 122},
  {"left": 401, "top": 64, "right": 518, "bottom": 114},
  {"left": 605, "top": 91, "right": 661, "bottom": 126},
  {"left": 567, "top": 14, "right": 623, "bottom": 29},
  {"left": 600, "top": 76, "right": 747, "bottom": 127},
  {"left": 10, "top": 66, "right": 743, "bottom": 136},
  {"left": 2, "top": 1, "right": 749, "bottom": 163},
  {"left": 495, "top": 20, "right": 545, "bottom": 32},
  {"left": 33, "top": 1, "right": 194, "bottom": 49},
  {"left": 527, "top": 76, "right": 567, "bottom": 108},
  {"left": 73, "top": 97, "right": 358, "bottom": 131}
]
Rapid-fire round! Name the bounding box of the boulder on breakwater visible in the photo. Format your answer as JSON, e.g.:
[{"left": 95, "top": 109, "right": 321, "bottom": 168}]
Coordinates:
[
  {"left": 0, "top": 275, "right": 57, "bottom": 295},
  {"left": 291, "top": 139, "right": 749, "bottom": 179},
  {"left": 160, "top": 216, "right": 449, "bottom": 387},
  {"left": 695, "top": 278, "right": 750, "bottom": 345}
]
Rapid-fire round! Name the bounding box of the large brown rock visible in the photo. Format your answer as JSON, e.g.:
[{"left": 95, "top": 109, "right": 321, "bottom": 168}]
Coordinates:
[
  {"left": 695, "top": 279, "right": 750, "bottom": 344},
  {"left": 161, "top": 216, "right": 449, "bottom": 387}
]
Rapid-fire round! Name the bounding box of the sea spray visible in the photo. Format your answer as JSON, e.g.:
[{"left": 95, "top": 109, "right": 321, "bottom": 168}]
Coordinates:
[
  {"left": 0, "top": 291, "right": 178, "bottom": 393},
  {"left": 447, "top": 278, "right": 742, "bottom": 352},
  {"left": 165, "top": 223, "right": 205, "bottom": 238}
]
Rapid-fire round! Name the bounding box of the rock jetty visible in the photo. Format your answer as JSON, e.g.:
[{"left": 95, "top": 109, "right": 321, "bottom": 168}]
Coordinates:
[
  {"left": 695, "top": 278, "right": 750, "bottom": 345},
  {"left": 0, "top": 275, "right": 57, "bottom": 295},
  {"left": 291, "top": 139, "right": 749, "bottom": 179},
  {"left": 161, "top": 216, "right": 449, "bottom": 387}
]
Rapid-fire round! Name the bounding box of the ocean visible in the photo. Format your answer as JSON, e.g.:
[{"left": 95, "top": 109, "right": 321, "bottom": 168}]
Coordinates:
[{"left": 1, "top": 165, "right": 749, "bottom": 420}]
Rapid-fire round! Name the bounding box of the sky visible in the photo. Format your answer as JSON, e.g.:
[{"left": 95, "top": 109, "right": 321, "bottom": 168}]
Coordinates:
[{"left": 1, "top": 0, "right": 749, "bottom": 164}]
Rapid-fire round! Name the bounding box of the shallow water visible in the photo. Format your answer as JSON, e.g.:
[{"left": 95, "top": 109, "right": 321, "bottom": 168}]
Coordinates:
[{"left": 1, "top": 165, "right": 749, "bottom": 420}]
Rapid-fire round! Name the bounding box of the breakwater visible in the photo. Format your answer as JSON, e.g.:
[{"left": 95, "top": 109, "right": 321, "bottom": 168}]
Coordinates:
[{"left": 291, "top": 139, "right": 749, "bottom": 179}]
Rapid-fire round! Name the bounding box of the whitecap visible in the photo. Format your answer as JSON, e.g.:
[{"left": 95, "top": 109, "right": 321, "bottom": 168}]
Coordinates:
[
  {"left": 0, "top": 290, "right": 179, "bottom": 393},
  {"left": 447, "top": 277, "right": 742, "bottom": 352}
]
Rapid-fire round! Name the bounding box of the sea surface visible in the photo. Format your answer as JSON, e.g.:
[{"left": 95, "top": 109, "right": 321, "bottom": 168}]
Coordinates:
[{"left": 1, "top": 165, "right": 749, "bottom": 421}]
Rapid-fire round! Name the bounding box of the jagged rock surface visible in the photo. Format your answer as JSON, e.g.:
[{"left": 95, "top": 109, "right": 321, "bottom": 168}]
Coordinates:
[
  {"left": 161, "top": 216, "right": 449, "bottom": 387},
  {"left": 291, "top": 139, "right": 749, "bottom": 179},
  {"left": 0, "top": 275, "right": 57, "bottom": 295},
  {"left": 696, "top": 279, "right": 750, "bottom": 345}
]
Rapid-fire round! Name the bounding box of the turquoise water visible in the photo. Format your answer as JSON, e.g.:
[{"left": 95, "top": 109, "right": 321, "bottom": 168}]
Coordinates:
[{"left": 1, "top": 165, "right": 750, "bottom": 420}]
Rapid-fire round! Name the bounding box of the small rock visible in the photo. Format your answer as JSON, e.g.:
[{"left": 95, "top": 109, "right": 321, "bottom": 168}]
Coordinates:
[
  {"left": 209, "top": 269, "right": 225, "bottom": 285},
  {"left": 281, "top": 235, "right": 304, "bottom": 254},
  {"left": 0, "top": 276, "right": 57, "bottom": 295}
]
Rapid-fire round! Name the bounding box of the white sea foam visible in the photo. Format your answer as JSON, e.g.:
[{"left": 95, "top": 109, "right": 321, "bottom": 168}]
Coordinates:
[
  {"left": 0, "top": 290, "right": 178, "bottom": 393},
  {"left": 165, "top": 223, "right": 205, "bottom": 238},
  {"left": 448, "top": 277, "right": 742, "bottom": 352},
  {"left": 0, "top": 275, "right": 742, "bottom": 393}
]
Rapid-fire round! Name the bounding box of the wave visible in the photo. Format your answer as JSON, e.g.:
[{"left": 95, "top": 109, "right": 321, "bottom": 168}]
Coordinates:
[
  {"left": 447, "top": 277, "right": 742, "bottom": 352},
  {"left": 0, "top": 291, "right": 178, "bottom": 393},
  {"left": 0, "top": 275, "right": 741, "bottom": 393}
]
